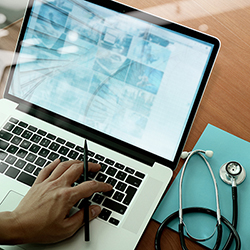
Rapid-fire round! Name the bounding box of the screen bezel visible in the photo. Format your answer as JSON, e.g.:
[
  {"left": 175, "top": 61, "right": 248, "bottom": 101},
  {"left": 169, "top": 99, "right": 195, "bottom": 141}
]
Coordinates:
[{"left": 4, "top": 0, "right": 220, "bottom": 169}]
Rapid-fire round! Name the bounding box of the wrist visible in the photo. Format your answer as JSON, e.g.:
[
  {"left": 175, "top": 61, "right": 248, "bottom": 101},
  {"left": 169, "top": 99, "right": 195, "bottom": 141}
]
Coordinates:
[{"left": 0, "top": 211, "right": 25, "bottom": 245}]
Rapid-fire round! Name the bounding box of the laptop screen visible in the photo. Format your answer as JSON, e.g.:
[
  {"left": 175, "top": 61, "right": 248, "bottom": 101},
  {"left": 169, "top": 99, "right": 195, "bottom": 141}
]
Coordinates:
[{"left": 5, "top": 0, "right": 220, "bottom": 167}]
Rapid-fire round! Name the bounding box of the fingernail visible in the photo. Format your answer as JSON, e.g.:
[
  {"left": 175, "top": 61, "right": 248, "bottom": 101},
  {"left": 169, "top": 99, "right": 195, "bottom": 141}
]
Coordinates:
[{"left": 91, "top": 206, "right": 101, "bottom": 217}]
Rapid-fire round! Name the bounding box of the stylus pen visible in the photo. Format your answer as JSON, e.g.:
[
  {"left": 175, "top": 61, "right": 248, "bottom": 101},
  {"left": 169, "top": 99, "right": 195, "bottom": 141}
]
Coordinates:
[{"left": 84, "top": 139, "right": 90, "bottom": 241}]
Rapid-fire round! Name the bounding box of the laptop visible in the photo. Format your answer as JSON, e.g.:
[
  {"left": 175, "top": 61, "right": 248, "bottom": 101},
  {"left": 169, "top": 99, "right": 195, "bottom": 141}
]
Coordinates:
[{"left": 0, "top": 0, "right": 220, "bottom": 249}]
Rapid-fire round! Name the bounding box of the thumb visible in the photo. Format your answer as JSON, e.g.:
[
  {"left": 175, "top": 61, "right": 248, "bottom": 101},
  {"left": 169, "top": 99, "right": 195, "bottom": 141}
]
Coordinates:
[{"left": 89, "top": 205, "right": 102, "bottom": 220}]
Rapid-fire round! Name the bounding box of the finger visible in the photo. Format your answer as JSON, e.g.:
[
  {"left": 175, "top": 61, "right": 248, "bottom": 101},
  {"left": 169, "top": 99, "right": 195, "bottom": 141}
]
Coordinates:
[
  {"left": 87, "top": 162, "right": 101, "bottom": 173},
  {"left": 58, "top": 162, "right": 102, "bottom": 186},
  {"left": 72, "top": 180, "right": 113, "bottom": 201},
  {"left": 34, "top": 158, "right": 60, "bottom": 184},
  {"left": 60, "top": 162, "right": 84, "bottom": 186},
  {"left": 49, "top": 160, "right": 82, "bottom": 181}
]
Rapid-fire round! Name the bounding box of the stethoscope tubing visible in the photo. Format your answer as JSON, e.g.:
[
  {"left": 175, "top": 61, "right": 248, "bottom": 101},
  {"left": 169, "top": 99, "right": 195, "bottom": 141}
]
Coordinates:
[
  {"left": 179, "top": 150, "right": 221, "bottom": 225},
  {"left": 155, "top": 206, "right": 240, "bottom": 250}
]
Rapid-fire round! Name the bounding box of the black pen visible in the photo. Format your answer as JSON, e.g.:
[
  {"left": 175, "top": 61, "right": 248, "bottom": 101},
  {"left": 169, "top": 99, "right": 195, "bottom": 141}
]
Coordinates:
[{"left": 84, "top": 139, "right": 90, "bottom": 241}]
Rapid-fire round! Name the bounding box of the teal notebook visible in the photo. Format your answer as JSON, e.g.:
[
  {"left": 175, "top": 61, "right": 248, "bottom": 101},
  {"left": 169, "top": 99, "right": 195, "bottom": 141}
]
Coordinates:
[{"left": 153, "top": 124, "right": 249, "bottom": 249}]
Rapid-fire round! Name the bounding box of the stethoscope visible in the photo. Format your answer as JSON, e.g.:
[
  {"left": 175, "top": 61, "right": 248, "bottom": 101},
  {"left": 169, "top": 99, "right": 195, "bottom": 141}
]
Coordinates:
[{"left": 155, "top": 149, "right": 246, "bottom": 250}]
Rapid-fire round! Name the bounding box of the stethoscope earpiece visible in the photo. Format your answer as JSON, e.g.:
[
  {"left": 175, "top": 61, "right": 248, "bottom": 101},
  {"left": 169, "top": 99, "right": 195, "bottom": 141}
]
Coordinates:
[
  {"left": 181, "top": 151, "right": 189, "bottom": 159},
  {"left": 205, "top": 150, "right": 213, "bottom": 158},
  {"left": 181, "top": 150, "right": 213, "bottom": 159}
]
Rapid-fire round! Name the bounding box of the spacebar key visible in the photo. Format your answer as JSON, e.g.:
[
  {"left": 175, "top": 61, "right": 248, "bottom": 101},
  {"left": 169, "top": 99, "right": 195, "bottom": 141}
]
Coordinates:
[{"left": 103, "top": 198, "right": 127, "bottom": 215}]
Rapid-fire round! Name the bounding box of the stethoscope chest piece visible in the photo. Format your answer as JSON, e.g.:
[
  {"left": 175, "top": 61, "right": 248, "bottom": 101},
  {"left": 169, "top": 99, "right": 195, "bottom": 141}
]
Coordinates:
[{"left": 220, "top": 161, "right": 246, "bottom": 185}]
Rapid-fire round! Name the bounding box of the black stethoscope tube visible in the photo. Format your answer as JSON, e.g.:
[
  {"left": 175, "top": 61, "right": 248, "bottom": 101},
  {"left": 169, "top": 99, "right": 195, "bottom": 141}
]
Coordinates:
[
  {"left": 154, "top": 208, "right": 223, "bottom": 250},
  {"left": 154, "top": 186, "right": 241, "bottom": 250},
  {"left": 222, "top": 186, "right": 237, "bottom": 250}
]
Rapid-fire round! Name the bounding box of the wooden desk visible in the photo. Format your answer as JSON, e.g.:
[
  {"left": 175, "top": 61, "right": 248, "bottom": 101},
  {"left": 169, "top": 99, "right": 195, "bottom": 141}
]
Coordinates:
[{"left": 1, "top": 1, "right": 250, "bottom": 249}]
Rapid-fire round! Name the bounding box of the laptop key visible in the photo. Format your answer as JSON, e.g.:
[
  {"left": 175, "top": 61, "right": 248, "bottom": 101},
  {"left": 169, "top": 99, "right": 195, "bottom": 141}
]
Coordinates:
[
  {"left": 115, "top": 171, "right": 127, "bottom": 181},
  {"left": 92, "top": 194, "right": 105, "bottom": 204},
  {"left": 103, "top": 189, "right": 114, "bottom": 198},
  {"left": 106, "top": 167, "right": 117, "bottom": 176},
  {"left": 109, "top": 217, "right": 120, "bottom": 226},
  {"left": 29, "top": 144, "right": 41, "bottom": 153},
  {"left": 27, "top": 125, "right": 37, "bottom": 132},
  {"left": 100, "top": 162, "right": 108, "bottom": 172},
  {"left": 104, "top": 158, "right": 115, "bottom": 166},
  {"left": 30, "top": 134, "right": 42, "bottom": 143},
  {"left": 68, "top": 150, "right": 79, "bottom": 159},
  {"left": 96, "top": 173, "right": 108, "bottom": 182},
  {"left": 21, "top": 130, "right": 33, "bottom": 139},
  {"left": 0, "top": 150, "right": 8, "bottom": 160},
  {"left": 49, "top": 142, "right": 60, "bottom": 151},
  {"left": 98, "top": 208, "right": 112, "bottom": 221},
  {"left": 5, "top": 167, "right": 20, "bottom": 179},
  {"left": 24, "top": 163, "right": 36, "bottom": 173},
  {"left": 89, "top": 158, "right": 98, "bottom": 164},
  {"left": 7, "top": 145, "right": 18, "bottom": 154},
  {"left": 66, "top": 141, "right": 75, "bottom": 148},
  {"left": 125, "top": 167, "right": 135, "bottom": 174},
  {"left": 6, "top": 155, "right": 17, "bottom": 164},
  {"left": 123, "top": 186, "right": 137, "bottom": 206},
  {"left": 37, "top": 129, "right": 46, "bottom": 136},
  {"left": 77, "top": 154, "right": 84, "bottom": 161},
  {"left": 3, "top": 122, "right": 15, "bottom": 131},
  {"left": 48, "top": 152, "right": 60, "bottom": 161},
  {"left": 0, "top": 139, "right": 9, "bottom": 150},
  {"left": 9, "top": 118, "right": 19, "bottom": 124},
  {"left": 75, "top": 146, "right": 84, "bottom": 153},
  {"left": 95, "top": 154, "right": 105, "bottom": 161},
  {"left": 113, "top": 191, "right": 125, "bottom": 202},
  {"left": 47, "top": 133, "right": 56, "bottom": 140},
  {"left": 0, "top": 162, "right": 8, "bottom": 173},
  {"left": 60, "top": 156, "right": 69, "bottom": 162},
  {"left": 106, "top": 177, "right": 117, "bottom": 187},
  {"left": 114, "top": 162, "right": 125, "bottom": 170},
  {"left": 12, "top": 126, "right": 24, "bottom": 135},
  {"left": 56, "top": 137, "right": 66, "bottom": 144},
  {"left": 135, "top": 171, "right": 145, "bottom": 179},
  {"left": 25, "top": 153, "right": 37, "bottom": 163},
  {"left": 88, "top": 150, "right": 95, "bottom": 157},
  {"left": 88, "top": 171, "right": 98, "bottom": 179},
  {"left": 18, "top": 121, "right": 28, "bottom": 128},
  {"left": 0, "top": 130, "right": 13, "bottom": 141},
  {"left": 16, "top": 149, "right": 28, "bottom": 159},
  {"left": 58, "top": 146, "right": 69, "bottom": 155},
  {"left": 17, "top": 172, "right": 36, "bottom": 186},
  {"left": 125, "top": 175, "right": 142, "bottom": 187},
  {"left": 34, "top": 157, "right": 46, "bottom": 167},
  {"left": 40, "top": 138, "right": 51, "bottom": 147},
  {"left": 116, "top": 181, "right": 127, "bottom": 192},
  {"left": 20, "top": 140, "right": 31, "bottom": 149},
  {"left": 15, "top": 159, "right": 26, "bottom": 169},
  {"left": 102, "top": 198, "right": 127, "bottom": 215},
  {"left": 11, "top": 136, "right": 22, "bottom": 145},
  {"left": 38, "top": 148, "right": 50, "bottom": 157}
]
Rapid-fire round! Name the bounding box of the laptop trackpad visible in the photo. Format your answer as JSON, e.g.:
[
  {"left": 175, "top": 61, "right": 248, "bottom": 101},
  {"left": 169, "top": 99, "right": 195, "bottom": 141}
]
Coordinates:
[{"left": 0, "top": 191, "right": 24, "bottom": 212}]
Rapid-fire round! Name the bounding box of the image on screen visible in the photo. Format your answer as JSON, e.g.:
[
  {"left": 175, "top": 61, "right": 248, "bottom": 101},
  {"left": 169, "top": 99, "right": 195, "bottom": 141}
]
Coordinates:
[{"left": 9, "top": 0, "right": 214, "bottom": 161}]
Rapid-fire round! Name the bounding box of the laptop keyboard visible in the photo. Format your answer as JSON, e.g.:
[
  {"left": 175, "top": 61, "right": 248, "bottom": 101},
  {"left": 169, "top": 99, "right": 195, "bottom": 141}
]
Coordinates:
[{"left": 0, "top": 117, "right": 145, "bottom": 226}]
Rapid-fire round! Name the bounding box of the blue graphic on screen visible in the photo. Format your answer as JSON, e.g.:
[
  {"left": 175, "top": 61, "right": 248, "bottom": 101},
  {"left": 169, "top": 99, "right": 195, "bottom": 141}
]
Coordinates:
[
  {"left": 10, "top": 0, "right": 171, "bottom": 140},
  {"left": 9, "top": 0, "right": 213, "bottom": 160}
]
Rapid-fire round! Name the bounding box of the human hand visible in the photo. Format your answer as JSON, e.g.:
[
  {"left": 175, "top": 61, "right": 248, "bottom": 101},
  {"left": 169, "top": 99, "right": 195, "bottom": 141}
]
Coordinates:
[{"left": 10, "top": 159, "right": 112, "bottom": 244}]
